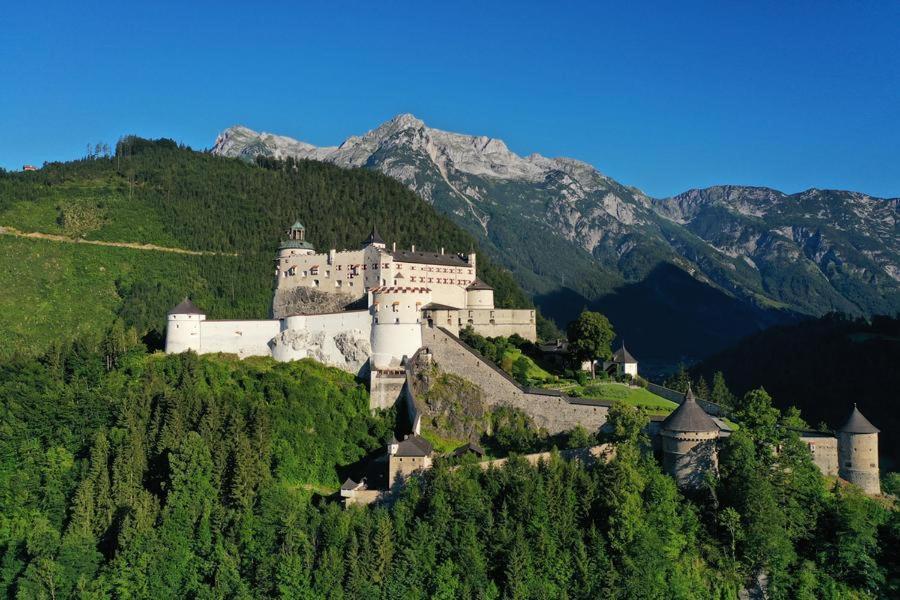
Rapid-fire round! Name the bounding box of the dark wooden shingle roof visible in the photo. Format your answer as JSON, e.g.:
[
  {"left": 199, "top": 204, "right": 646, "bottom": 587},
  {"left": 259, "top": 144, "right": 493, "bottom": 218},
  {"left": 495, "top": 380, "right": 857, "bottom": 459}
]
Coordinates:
[
  {"left": 838, "top": 405, "right": 880, "bottom": 434},
  {"left": 168, "top": 297, "right": 205, "bottom": 315},
  {"left": 394, "top": 435, "right": 433, "bottom": 457},
  {"left": 391, "top": 250, "right": 470, "bottom": 267},
  {"left": 611, "top": 343, "right": 637, "bottom": 363},
  {"left": 661, "top": 387, "right": 718, "bottom": 433}
]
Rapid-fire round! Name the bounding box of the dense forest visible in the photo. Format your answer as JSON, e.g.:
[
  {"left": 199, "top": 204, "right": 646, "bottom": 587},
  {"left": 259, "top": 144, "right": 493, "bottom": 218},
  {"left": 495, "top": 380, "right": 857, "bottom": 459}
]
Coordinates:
[
  {"left": 693, "top": 313, "right": 900, "bottom": 469},
  {"left": 0, "top": 328, "right": 896, "bottom": 598},
  {"left": 0, "top": 138, "right": 543, "bottom": 358}
]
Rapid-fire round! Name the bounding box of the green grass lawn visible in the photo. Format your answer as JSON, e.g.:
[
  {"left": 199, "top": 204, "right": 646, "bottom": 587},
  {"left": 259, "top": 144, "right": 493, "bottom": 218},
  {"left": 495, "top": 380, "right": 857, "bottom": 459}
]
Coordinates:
[
  {"left": 419, "top": 428, "right": 467, "bottom": 454},
  {"left": 570, "top": 381, "right": 678, "bottom": 413}
]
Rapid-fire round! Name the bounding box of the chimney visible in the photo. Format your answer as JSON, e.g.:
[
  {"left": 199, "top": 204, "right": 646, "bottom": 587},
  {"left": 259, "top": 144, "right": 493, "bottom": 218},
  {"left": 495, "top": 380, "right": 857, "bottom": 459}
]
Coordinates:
[
  {"left": 440, "top": 246, "right": 444, "bottom": 255},
  {"left": 411, "top": 244, "right": 416, "bottom": 252},
  {"left": 392, "top": 241, "right": 396, "bottom": 252}
]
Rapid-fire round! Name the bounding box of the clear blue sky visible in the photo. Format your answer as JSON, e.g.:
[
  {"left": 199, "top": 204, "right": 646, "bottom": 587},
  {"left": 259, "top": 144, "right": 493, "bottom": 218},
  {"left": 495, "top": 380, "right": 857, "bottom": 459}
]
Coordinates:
[{"left": 2, "top": 1, "right": 898, "bottom": 198}]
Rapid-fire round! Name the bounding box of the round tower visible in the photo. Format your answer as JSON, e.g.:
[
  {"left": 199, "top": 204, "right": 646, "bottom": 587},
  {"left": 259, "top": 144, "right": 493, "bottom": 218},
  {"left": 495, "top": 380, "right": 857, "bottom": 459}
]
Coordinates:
[
  {"left": 660, "top": 386, "right": 720, "bottom": 489},
  {"left": 466, "top": 278, "right": 494, "bottom": 309},
  {"left": 369, "top": 286, "right": 432, "bottom": 369},
  {"left": 276, "top": 221, "right": 316, "bottom": 260},
  {"left": 165, "top": 297, "right": 206, "bottom": 354},
  {"left": 837, "top": 405, "right": 880, "bottom": 495}
]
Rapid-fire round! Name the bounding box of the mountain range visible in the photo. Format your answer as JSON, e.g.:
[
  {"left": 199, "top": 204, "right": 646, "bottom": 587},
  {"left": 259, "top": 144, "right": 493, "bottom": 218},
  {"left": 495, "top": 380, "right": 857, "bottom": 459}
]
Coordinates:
[{"left": 212, "top": 115, "right": 900, "bottom": 371}]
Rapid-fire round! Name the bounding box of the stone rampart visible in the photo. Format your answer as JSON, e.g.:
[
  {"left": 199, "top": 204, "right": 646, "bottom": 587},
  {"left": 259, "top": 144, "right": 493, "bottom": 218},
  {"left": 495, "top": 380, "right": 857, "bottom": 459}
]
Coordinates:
[
  {"left": 419, "top": 325, "right": 610, "bottom": 434},
  {"left": 199, "top": 320, "right": 280, "bottom": 357}
]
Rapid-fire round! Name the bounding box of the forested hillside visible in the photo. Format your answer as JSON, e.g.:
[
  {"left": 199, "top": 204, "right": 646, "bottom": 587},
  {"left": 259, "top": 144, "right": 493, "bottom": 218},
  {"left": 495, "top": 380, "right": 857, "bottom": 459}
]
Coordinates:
[
  {"left": 693, "top": 313, "right": 900, "bottom": 468},
  {"left": 1, "top": 338, "right": 896, "bottom": 597},
  {"left": 0, "top": 138, "right": 532, "bottom": 358}
]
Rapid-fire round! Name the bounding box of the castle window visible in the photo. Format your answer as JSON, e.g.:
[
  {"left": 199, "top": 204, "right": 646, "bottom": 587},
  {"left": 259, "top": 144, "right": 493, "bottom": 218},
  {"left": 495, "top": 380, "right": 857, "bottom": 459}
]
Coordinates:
[
  {"left": 395, "top": 318, "right": 400, "bottom": 324},
  {"left": 336, "top": 280, "right": 342, "bottom": 287},
  {"left": 325, "top": 270, "right": 330, "bottom": 278},
  {"left": 313, "top": 280, "right": 319, "bottom": 287}
]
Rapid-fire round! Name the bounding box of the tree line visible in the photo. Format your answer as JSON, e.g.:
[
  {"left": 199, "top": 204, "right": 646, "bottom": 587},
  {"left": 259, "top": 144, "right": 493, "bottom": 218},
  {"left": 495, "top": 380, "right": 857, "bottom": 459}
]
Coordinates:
[{"left": 0, "top": 330, "right": 896, "bottom": 598}]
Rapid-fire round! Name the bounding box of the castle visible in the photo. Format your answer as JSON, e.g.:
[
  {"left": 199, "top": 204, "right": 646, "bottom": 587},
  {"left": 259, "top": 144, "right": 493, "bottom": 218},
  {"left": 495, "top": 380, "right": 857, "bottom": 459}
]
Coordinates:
[
  {"left": 165, "top": 223, "right": 536, "bottom": 408},
  {"left": 165, "top": 222, "right": 881, "bottom": 498}
]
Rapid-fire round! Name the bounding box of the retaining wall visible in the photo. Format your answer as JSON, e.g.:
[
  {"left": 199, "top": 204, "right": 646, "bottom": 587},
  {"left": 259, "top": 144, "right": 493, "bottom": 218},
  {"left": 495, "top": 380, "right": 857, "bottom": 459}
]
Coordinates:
[{"left": 419, "top": 325, "right": 610, "bottom": 434}]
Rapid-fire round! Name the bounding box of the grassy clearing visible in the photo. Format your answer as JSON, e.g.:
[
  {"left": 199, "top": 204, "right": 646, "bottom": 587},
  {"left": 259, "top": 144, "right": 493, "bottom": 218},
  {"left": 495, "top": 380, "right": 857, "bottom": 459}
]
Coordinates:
[
  {"left": 419, "top": 428, "right": 466, "bottom": 454},
  {"left": 568, "top": 381, "right": 678, "bottom": 412}
]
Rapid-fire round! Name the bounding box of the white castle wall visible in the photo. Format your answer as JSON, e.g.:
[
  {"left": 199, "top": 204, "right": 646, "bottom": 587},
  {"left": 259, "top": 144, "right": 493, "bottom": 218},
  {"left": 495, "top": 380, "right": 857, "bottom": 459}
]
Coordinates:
[
  {"left": 199, "top": 320, "right": 280, "bottom": 357},
  {"left": 272, "top": 311, "right": 373, "bottom": 374}
]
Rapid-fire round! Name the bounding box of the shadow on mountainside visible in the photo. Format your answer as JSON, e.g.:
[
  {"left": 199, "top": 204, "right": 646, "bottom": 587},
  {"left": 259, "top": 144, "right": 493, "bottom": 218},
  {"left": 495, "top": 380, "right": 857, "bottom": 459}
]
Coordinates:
[
  {"left": 535, "top": 262, "right": 802, "bottom": 376},
  {"left": 694, "top": 314, "right": 900, "bottom": 469}
]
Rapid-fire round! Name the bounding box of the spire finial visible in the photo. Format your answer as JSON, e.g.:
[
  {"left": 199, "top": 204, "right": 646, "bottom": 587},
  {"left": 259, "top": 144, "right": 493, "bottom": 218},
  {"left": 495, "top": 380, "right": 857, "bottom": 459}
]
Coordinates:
[{"left": 685, "top": 383, "right": 695, "bottom": 402}]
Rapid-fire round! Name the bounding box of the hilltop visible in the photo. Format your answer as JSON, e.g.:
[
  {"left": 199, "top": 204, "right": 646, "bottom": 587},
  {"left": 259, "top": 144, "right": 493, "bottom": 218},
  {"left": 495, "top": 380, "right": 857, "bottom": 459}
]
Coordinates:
[
  {"left": 214, "top": 116, "right": 900, "bottom": 369},
  {"left": 0, "top": 138, "right": 530, "bottom": 357}
]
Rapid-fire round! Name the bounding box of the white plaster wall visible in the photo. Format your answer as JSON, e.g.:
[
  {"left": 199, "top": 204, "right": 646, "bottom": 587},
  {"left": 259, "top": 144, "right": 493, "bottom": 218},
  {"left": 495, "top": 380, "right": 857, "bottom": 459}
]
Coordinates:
[
  {"left": 623, "top": 362, "right": 638, "bottom": 377},
  {"left": 165, "top": 314, "right": 205, "bottom": 353},
  {"left": 199, "top": 320, "right": 280, "bottom": 357},
  {"left": 272, "top": 310, "right": 372, "bottom": 373}
]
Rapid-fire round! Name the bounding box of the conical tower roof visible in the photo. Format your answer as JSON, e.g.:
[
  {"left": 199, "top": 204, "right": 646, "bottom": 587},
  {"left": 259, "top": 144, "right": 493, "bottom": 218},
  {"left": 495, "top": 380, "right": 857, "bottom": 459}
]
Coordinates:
[
  {"left": 168, "top": 297, "right": 205, "bottom": 315},
  {"left": 838, "top": 405, "right": 880, "bottom": 434},
  {"left": 612, "top": 342, "right": 637, "bottom": 363},
  {"left": 363, "top": 226, "right": 385, "bottom": 246},
  {"left": 661, "top": 386, "right": 718, "bottom": 433},
  {"left": 466, "top": 277, "right": 493, "bottom": 291}
]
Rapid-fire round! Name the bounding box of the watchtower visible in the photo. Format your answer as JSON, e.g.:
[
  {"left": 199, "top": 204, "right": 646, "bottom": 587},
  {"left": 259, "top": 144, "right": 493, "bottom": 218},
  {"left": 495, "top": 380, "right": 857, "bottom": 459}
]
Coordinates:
[
  {"left": 165, "top": 298, "right": 206, "bottom": 354},
  {"left": 838, "top": 405, "right": 880, "bottom": 495},
  {"left": 660, "top": 386, "right": 720, "bottom": 489},
  {"left": 277, "top": 221, "right": 316, "bottom": 259}
]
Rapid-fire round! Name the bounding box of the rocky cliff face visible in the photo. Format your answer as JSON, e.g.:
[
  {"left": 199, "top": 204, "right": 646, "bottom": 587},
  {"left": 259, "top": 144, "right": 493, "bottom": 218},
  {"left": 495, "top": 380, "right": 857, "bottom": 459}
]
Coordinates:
[{"left": 213, "top": 116, "right": 900, "bottom": 366}]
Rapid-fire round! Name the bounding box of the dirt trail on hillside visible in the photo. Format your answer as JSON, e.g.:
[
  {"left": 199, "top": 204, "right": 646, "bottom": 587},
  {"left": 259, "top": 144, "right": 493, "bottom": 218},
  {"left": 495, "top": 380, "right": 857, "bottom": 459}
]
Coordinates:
[{"left": 0, "top": 226, "right": 237, "bottom": 256}]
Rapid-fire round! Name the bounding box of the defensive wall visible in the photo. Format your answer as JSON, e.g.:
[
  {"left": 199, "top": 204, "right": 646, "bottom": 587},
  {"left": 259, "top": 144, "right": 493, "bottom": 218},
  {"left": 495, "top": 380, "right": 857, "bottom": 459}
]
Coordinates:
[
  {"left": 418, "top": 325, "right": 611, "bottom": 434},
  {"left": 198, "top": 320, "right": 280, "bottom": 357}
]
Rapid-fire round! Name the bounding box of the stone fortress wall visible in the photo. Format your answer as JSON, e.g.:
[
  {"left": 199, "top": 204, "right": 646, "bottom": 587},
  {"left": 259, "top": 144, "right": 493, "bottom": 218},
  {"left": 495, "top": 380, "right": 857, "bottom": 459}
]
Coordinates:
[
  {"left": 199, "top": 320, "right": 280, "bottom": 357},
  {"left": 424, "top": 307, "right": 537, "bottom": 341},
  {"left": 416, "top": 325, "right": 611, "bottom": 434},
  {"left": 799, "top": 432, "right": 839, "bottom": 477}
]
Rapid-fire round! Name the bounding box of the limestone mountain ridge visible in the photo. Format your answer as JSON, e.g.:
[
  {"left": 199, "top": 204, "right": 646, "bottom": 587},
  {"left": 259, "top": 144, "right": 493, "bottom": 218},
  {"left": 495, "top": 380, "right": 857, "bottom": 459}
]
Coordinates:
[{"left": 212, "top": 115, "right": 900, "bottom": 367}]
